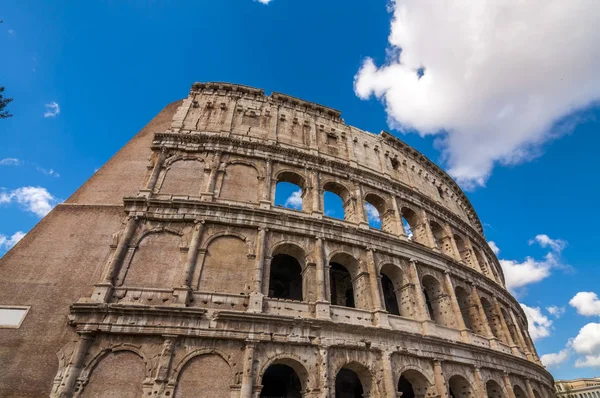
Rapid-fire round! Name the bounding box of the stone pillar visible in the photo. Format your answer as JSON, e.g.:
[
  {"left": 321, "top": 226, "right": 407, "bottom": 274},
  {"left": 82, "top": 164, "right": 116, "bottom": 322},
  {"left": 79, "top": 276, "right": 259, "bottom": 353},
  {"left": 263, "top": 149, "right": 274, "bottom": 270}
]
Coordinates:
[
  {"left": 433, "top": 360, "right": 449, "bottom": 398},
  {"left": 381, "top": 351, "right": 397, "bottom": 398},
  {"left": 260, "top": 159, "right": 272, "bottom": 209},
  {"left": 366, "top": 249, "right": 389, "bottom": 328},
  {"left": 249, "top": 227, "right": 267, "bottom": 313},
  {"left": 392, "top": 197, "right": 406, "bottom": 238},
  {"left": 473, "top": 367, "right": 487, "bottom": 398},
  {"left": 464, "top": 239, "right": 483, "bottom": 273},
  {"left": 443, "top": 271, "right": 470, "bottom": 342},
  {"left": 526, "top": 379, "right": 536, "bottom": 398},
  {"left": 419, "top": 210, "right": 436, "bottom": 249},
  {"left": 202, "top": 151, "right": 222, "bottom": 201},
  {"left": 444, "top": 224, "right": 462, "bottom": 262},
  {"left": 408, "top": 260, "right": 429, "bottom": 322},
  {"left": 145, "top": 147, "right": 168, "bottom": 193},
  {"left": 470, "top": 284, "right": 498, "bottom": 348},
  {"left": 174, "top": 220, "right": 204, "bottom": 305},
  {"left": 503, "top": 372, "right": 517, "bottom": 398},
  {"left": 240, "top": 342, "right": 257, "bottom": 398},
  {"left": 354, "top": 181, "right": 369, "bottom": 228},
  {"left": 509, "top": 310, "right": 533, "bottom": 360},
  {"left": 54, "top": 333, "right": 94, "bottom": 398},
  {"left": 492, "top": 296, "right": 516, "bottom": 349},
  {"left": 318, "top": 347, "right": 330, "bottom": 398},
  {"left": 315, "top": 237, "right": 330, "bottom": 319},
  {"left": 311, "top": 169, "right": 322, "bottom": 215}
]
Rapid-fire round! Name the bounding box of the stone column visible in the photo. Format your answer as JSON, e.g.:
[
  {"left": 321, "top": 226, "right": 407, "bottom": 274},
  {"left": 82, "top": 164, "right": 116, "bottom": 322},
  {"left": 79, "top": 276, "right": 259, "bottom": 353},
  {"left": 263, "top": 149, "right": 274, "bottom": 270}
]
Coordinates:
[
  {"left": 503, "top": 372, "right": 517, "bottom": 398},
  {"left": 366, "top": 249, "right": 389, "bottom": 328},
  {"left": 249, "top": 227, "right": 267, "bottom": 313},
  {"left": 492, "top": 296, "right": 516, "bottom": 349},
  {"left": 202, "top": 151, "right": 222, "bottom": 201},
  {"left": 354, "top": 181, "right": 369, "bottom": 228},
  {"left": 54, "top": 333, "right": 94, "bottom": 398},
  {"left": 260, "top": 159, "right": 272, "bottom": 209},
  {"left": 392, "top": 197, "right": 406, "bottom": 238},
  {"left": 311, "top": 169, "right": 322, "bottom": 216},
  {"left": 145, "top": 147, "right": 168, "bottom": 193},
  {"left": 381, "top": 351, "right": 397, "bottom": 398},
  {"left": 240, "top": 342, "right": 257, "bottom": 398},
  {"left": 473, "top": 367, "right": 487, "bottom": 398},
  {"left": 315, "top": 237, "right": 330, "bottom": 319},
  {"left": 464, "top": 239, "right": 483, "bottom": 273},
  {"left": 419, "top": 210, "right": 436, "bottom": 248},
  {"left": 526, "top": 379, "right": 536, "bottom": 398},
  {"left": 408, "top": 260, "right": 429, "bottom": 322},
  {"left": 174, "top": 220, "right": 204, "bottom": 305},
  {"left": 318, "top": 347, "right": 330, "bottom": 398},
  {"left": 443, "top": 271, "right": 470, "bottom": 342},
  {"left": 470, "top": 284, "right": 498, "bottom": 348},
  {"left": 509, "top": 310, "right": 533, "bottom": 360},
  {"left": 433, "top": 360, "right": 449, "bottom": 398}
]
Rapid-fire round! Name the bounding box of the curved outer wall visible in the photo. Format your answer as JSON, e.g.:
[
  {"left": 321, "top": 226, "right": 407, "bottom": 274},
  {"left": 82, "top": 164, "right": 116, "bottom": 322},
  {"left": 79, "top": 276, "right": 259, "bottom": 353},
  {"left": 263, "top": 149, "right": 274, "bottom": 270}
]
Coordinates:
[{"left": 0, "top": 82, "right": 554, "bottom": 397}]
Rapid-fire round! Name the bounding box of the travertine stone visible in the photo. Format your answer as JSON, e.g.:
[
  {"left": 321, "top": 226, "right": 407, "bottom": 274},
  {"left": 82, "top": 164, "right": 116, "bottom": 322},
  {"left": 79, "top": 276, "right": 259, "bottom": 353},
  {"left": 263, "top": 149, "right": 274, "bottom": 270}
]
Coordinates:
[{"left": 0, "top": 83, "right": 554, "bottom": 397}]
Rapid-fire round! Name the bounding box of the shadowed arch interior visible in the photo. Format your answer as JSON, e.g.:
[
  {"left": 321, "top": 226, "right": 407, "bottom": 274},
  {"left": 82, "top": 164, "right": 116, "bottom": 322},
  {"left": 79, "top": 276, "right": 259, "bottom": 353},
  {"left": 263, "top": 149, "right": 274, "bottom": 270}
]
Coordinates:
[
  {"left": 454, "top": 286, "right": 474, "bottom": 331},
  {"left": 268, "top": 254, "right": 303, "bottom": 301},
  {"left": 260, "top": 364, "right": 302, "bottom": 398},
  {"left": 421, "top": 275, "right": 451, "bottom": 327},
  {"left": 380, "top": 263, "right": 408, "bottom": 317},
  {"left": 448, "top": 374, "right": 475, "bottom": 398},
  {"left": 486, "top": 380, "right": 505, "bottom": 398},
  {"left": 329, "top": 253, "right": 362, "bottom": 309},
  {"left": 398, "top": 369, "right": 432, "bottom": 398},
  {"left": 513, "top": 384, "right": 527, "bottom": 398},
  {"left": 335, "top": 367, "right": 366, "bottom": 398}
]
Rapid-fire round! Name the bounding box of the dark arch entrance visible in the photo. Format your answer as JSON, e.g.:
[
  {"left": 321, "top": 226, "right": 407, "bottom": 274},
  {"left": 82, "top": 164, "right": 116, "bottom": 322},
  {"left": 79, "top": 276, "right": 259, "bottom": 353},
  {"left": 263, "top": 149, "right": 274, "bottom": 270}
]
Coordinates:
[
  {"left": 260, "top": 364, "right": 302, "bottom": 398},
  {"left": 329, "top": 263, "right": 355, "bottom": 308},
  {"left": 335, "top": 368, "right": 363, "bottom": 398},
  {"left": 268, "top": 254, "right": 303, "bottom": 300},
  {"left": 381, "top": 273, "right": 400, "bottom": 315},
  {"left": 398, "top": 375, "right": 416, "bottom": 398}
]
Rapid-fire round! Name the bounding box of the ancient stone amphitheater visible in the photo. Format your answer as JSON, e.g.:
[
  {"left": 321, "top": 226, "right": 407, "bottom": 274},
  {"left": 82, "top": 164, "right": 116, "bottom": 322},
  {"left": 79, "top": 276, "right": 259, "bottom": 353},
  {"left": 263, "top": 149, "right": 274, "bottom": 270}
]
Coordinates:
[{"left": 0, "top": 82, "right": 555, "bottom": 398}]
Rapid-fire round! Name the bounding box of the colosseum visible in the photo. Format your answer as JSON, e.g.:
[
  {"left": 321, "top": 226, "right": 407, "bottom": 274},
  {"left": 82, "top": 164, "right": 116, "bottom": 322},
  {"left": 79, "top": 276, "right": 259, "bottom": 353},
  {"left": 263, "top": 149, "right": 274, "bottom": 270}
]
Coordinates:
[{"left": 0, "top": 82, "right": 555, "bottom": 398}]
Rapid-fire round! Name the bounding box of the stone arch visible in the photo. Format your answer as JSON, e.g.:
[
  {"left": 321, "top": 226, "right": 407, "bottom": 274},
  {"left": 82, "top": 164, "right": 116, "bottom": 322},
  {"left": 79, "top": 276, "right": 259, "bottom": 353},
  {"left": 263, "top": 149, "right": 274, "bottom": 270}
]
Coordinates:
[
  {"left": 364, "top": 191, "right": 395, "bottom": 233},
  {"left": 421, "top": 274, "right": 452, "bottom": 327},
  {"left": 512, "top": 383, "right": 527, "bottom": 398},
  {"left": 219, "top": 161, "right": 262, "bottom": 203},
  {"left": 480, "top": 296, "right": 502, "bottom": 340},
  {"left": 329, "top": 251, "right": 367, "bottom": 309},
  {"left": 453, "top": 234, "right": 471, "bottom": 265},
  {"left": 268, "top": 242, "right": 306, "bottom": 301},
  {"left": 122, "top": 230, "right": 182, "bottom": 288},
  {"left": 380, "top": 263, "right": 409, "bottom": 317},
  {"left": 454, "top": 286, "right": 475, "bottom": 331},
  {"left": 532, "top": 388, "right": 543, "bottom": 398},
  {"left": 80, "top": 348, "right": 148, "bottom": 398},
  {"left": 474, "top": 248, "right": 493, "bottom": 279},
  {"left": 173, "top": 351, "right": 233, "bottom": 398},
  {"left": 159, "top": 157, "right": 206, "bottom": 196},
  {"left": 486, "top": 379, "right": 506, "bottom": 398},
  {"left": 274, "top": 169, "right": 308, "bottom": 211},
  {"left": 400, "top": 205, "right": 426, "bottom": 244},
  {"left": 448, "top": 374, "right": 476, "bottom": 398},
  {"left": 397, "top": 367, "right": 435, "bottom": 398},
  {"left": 257, "top": 355, "right": 311, "bottom": 396},
  {"left": 333, "top": 361, "right": 375, "bottom": 398},
  {"left": 170, "top": 348, "right": 233, "bottom": 381},
  {"left": 198, "top": 233, "right": 254, "bottom": 294},
  {"left": 322, "top": 180, "right": 355, "bottom": 222},
  {"left": 500, "top": 307, "right": 522, "bottom": 348}
]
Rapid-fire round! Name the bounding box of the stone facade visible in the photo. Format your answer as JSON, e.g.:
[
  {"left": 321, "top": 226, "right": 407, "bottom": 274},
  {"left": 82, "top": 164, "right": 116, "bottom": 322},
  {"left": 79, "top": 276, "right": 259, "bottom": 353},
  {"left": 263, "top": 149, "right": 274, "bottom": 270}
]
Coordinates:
[
  {"left": 556, "top": 378, "right": 600, "bottom": 398},
  {"left": 0, "top": 82, "right": 555, "bottom": 397}
]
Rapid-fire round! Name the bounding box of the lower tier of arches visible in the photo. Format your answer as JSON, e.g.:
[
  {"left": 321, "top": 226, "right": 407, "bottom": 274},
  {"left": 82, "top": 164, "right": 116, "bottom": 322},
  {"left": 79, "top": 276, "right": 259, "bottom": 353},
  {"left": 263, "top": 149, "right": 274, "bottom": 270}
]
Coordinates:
[{"left": 51, "top": 332, "right": 555, "bottom": 398}]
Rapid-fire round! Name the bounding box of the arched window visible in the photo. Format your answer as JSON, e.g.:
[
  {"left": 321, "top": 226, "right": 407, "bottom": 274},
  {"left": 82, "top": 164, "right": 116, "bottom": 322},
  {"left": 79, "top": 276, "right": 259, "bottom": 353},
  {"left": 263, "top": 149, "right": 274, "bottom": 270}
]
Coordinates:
[
  {"left": 429, "top": 221, "right": 445, "bottom": 250},
  {"left": 421, "top": 275, "right": 451, "bottom": 327},
  {"left": 501, "top": 308, "right": 522, "bottom": 350},
  {"left": 364, "top": 193, "right": 395, "bottom": 233},
  {"left": 323, "top": 182, "right": 352, "bottom": 221},
  {"left": 268, "top": 254, "right": 303, "bottom": 301},
  {"left": 274, "top": 172, "right": 306, "bottom": 211},
  {"left": 401, "top": 207, "right": 420, "bottom": 241},
  {"left": 454, "top": 286, "right": 474, "bottom": 331},
  {"left": 480, "top": 297, "right": 502, "bottom": 340},
  {"left": 486, "top": 380, "right": 505, "bottom": 398},
  {"left": 329, "top": 263, "right": 355, "bottom": 308},
  {"left": 398, "top": 369, "right": 432, "bottom": 398},
  {"left": 380, "top": 264, "right": 408, "bottom": 317},
  {"left": 335, "top": 368, "right": 364, "bottom": 398},
  {"left": 453, "top": 234, "right": 470, "bottom": 264},
  {"left": 260, "top": 364, "right": 302, "bottom": 398},
  {"left": 474, "top": 249, "right": 493, "bottom": 279},
  {"left": 513, "top": 385, "right": 527, "bottom": 398},
  {"left": 448, "top": 375, "right": 474, "bottom": 398}
]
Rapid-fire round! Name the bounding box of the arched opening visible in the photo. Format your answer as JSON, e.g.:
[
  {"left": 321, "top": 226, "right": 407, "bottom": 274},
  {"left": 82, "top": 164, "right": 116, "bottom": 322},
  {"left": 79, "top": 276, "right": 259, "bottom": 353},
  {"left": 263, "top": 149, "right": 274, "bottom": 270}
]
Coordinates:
[
  {"left": 532, "top": 389, "right": 542, "bottom": 398},
  {"left": 480, "top": 297, "right": 502, "bottom": 340},
  {"left": 329, "top": 263, "right": 355, "bottom": 308},
  {"left": 486, "top": 380, "right": 505, "bottom": 398},
  {"left": 513, "top": 385, "right": 527, "bottom": 398},
  {"left": 323, "top": 182, "right": 352, "bottom": 221},
  {"left": 274, "top": 172, "right": 306, "bottom": 211},
  {"left": 501, "top": 308, "right": 522, "bottom": 349},
  {"left": 448, "top": 375, "right": 474, "bottom": 398},
  {"left": 454, "top": 286, "right": 474, "bottom": 331},
  {"left": 453, "top": 235, "right": 470, "bottom": 264},
  {"left": 401, "top": 207, "right": 420, "bottom": 241},
  {"left": 380, "top": 264, "right": 407, "bottom": 317},
  {"left": 429, "top": 221, "right": 445, "bottom": 250},
  {"left": 422, "top": 275, "right": 450, "bottom": 326},
  {"left": 398, "top": 369, "right": 432, "bottom": 398},
  {"left": 335, "top": 368, "right": 364, "bottom": 398},
  {"left": 364, "top": 193, "right": 394, "bottom": 233},
  {"left": 268, "top": 254, "right": 303, "bottom": 301},
  {"left": 260, "top": 364, "right": 302, "bottom": 398},
  {"left": 474, "top": 249, "right": 492, "bottom": 278}
]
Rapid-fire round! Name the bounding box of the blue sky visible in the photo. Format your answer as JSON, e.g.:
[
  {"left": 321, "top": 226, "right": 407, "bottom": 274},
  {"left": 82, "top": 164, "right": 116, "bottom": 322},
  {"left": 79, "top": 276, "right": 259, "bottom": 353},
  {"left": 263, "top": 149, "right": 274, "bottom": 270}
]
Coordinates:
[{"left": 2, "top": 0, "right": 600, "bottom": 379}]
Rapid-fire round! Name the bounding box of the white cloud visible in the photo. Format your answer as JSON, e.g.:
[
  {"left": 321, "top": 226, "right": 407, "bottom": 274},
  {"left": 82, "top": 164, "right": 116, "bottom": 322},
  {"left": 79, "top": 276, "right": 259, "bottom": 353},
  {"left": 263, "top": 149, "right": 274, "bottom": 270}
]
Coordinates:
[
  {"left": 546, "top": 305, "right": 566, "bottom": 318},
  {"left": 365, "top": 203, "right": 380, "bottom": 224},
  {"left": 284, "top": 190, "right": 302, "bottom": 210},
  {"left": 0, "top": 186, "right": 59, "bottom": 217},
  {"left": 44, "top": 102, "right": 60, "bottom": 118},
  {"left": 520, "top": 303, "right": 553, "bottom": 341},
  {"left": 572, "top": 323, "right": 600, "bottom": 367},
  {"left": 0, "top": 158, "right": 20, "bottom": 166},
  {"left": 402, "top": 218, "right": 413, "bottom": 240},
  {"left": 488, "top": 241, "right": 500, "bottom": 255},
  {"left": 0, "top": 231, "right": 25, "bottom": 251},
  {"left": 498, "top": 234, "right": 567, "bottom": 294},
  {"left": 36, "top": 166, "right": 60, "bottom": 178},
  {"left": 354, "top": 0, "right": 600, "bottom": 188},
  {"left": 529, "top": 234, "right": 567, "bottom": 252},
  {"left": 255, "top": 0, "right": 272, "bottom": 4},
  {"left": 570, "top": 292, "right": 600, "bottom": 317},
  {"left": 541, "top": 349, "right": 570, "bottom": 368}
]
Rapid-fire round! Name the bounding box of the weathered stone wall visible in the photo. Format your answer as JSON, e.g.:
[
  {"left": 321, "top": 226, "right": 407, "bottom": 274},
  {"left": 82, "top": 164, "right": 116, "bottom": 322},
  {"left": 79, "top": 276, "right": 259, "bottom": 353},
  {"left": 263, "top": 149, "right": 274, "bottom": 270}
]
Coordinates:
[{"left": 0, "top": 83, "right": 555, "bottom": 398}]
